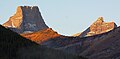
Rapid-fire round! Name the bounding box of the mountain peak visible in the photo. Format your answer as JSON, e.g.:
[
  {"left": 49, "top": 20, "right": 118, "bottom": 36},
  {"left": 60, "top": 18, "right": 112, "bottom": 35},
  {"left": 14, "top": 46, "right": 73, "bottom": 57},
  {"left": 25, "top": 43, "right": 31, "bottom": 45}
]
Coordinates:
[
  {"left": 3, "top": 6, "right": 48, "bottom": 33},
  {"left": 96, "top": 17, "right": 104, "bottom": 22},
  {"left": 93, "top": 17, "right": 104, "bottom": 25},
  {"left": 78, "top": 17, "right": 117, "bottom": 37},
  {"left": 17, "top": 6, "right": 39, "bottom": 11},
  {"left": 88, "top": 17, "right": 117, "bottom": 36}
]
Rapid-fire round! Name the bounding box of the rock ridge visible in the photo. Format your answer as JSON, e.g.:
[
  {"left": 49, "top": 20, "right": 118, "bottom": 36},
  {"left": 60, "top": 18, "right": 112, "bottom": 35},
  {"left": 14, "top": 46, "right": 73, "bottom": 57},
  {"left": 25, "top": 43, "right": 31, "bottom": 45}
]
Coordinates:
[
  {"left": 79, "top": 17, "right": 117, "bottom": 37},
  {"left": 3, "top": 6, "right": 48, "bottom": 33}
]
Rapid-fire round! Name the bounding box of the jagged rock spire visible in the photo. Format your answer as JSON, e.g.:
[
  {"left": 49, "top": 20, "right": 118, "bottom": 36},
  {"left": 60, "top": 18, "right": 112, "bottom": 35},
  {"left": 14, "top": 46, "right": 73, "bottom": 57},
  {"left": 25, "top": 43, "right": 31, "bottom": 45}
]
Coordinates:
[
  {"left": 3, "top": 6, "right": 48, "bottom": 33},
  {"left": 79, "top": 17, "right": 117, "bottom": 37},
  {"left": 96, "top": 17, "right": 104, "bottom": 22},
  {"left": 93, "top": 17, "right": 104, "bottom": 25}
]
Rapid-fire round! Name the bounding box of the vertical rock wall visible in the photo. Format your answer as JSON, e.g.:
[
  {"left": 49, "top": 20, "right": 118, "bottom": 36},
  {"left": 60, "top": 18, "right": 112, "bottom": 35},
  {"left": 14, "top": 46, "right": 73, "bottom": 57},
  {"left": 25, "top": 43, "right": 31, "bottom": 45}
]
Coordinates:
[{"left": 3, "top": 6, "right": 48, "bottom": 33}]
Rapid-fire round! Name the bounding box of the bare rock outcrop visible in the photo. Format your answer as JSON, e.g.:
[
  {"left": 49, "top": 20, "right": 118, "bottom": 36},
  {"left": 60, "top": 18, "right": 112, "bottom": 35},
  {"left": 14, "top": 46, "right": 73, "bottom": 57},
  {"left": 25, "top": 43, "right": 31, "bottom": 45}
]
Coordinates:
[
  {"left": 79, "top": 17, "right": 117, "bottom": 37},
  {"left": 3, "top": 6, "right": 48, "bottom": 33},
  {"left": 21, "top": 28, "right": 60, "bottom": 44}
]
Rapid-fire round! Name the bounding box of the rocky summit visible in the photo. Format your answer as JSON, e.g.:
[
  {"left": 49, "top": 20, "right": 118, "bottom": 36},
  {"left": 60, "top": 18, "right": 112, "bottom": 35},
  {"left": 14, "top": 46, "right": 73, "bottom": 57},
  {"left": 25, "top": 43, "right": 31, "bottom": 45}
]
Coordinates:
[
  {"left": 3, "top": 6, "right": 48, "bottom": 33},
  {"left": 79, "top": 17, "right": 117, "bottom": 37},
  {"left": 2, "top": 6, "right": 120, "bottom": 59}
]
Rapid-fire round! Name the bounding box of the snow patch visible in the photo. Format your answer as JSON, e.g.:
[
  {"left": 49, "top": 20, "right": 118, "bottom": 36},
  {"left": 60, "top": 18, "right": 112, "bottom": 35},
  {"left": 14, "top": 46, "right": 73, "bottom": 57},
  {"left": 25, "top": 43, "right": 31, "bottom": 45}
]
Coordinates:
[
  {"left": 12, "top": 22, "right": 16, "bottom": 28},
  {"left": 23, "top": 31, "right": 33, "bottom": 33},
  {"left": 28, "top": 23, "right": 36, "bottom": 29},
  {"left": 7, "top": 26, "right": 12, "bottom": 27},
  {"left": 15, "top": 17, "right": 22, "bottom": 19}
]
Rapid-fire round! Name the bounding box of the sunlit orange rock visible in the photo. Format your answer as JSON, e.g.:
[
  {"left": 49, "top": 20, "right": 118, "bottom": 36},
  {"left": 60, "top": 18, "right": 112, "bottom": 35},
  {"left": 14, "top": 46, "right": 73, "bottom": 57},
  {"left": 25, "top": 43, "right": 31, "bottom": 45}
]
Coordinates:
[
  {"left": 79, "top": 17, "right": 117, "bottom": 37},
  {"left": 21, "top": 28, "right": 60, "bottom": 44}
]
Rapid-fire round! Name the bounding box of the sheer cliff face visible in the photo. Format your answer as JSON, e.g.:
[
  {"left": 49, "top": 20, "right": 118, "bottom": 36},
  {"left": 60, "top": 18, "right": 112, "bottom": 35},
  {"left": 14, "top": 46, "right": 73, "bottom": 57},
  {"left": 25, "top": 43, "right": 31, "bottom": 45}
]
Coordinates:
[
  {"left": 79, "top": 17, "right": 117, "bottom": 37},
  {"left": 3, "top": 6, "right": 48, "bottom": 33}
]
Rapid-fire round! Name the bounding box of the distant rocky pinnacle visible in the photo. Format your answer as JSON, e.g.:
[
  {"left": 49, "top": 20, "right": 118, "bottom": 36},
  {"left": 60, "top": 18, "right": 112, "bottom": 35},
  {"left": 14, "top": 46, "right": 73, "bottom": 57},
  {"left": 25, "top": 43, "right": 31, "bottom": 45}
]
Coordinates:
[
  {"left": 3, "top": 6, "right": 48, "bottom": 33},
  {"left": 79, "top": 17, "right": 117, "bottom": 37}
]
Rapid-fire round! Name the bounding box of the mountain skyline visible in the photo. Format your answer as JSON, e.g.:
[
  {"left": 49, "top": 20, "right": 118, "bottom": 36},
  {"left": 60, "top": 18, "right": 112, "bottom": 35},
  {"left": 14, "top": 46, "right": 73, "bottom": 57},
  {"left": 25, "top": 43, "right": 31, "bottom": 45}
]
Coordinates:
[
  {"left": 1, "top": 0, "right": 120, "bottom": 35},
  {"left": 1, "top": 3, "right": 120, "bottom": 58}
]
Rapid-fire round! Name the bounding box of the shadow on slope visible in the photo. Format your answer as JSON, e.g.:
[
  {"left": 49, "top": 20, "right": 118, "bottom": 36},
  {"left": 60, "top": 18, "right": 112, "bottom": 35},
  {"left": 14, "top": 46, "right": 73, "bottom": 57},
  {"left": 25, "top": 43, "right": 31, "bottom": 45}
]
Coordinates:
[
  {"left": 57, "top": 26, "right": 120, "bottom": 59},
  {"left": 0, "top": 25, "right": 87, "bottom": 59}
]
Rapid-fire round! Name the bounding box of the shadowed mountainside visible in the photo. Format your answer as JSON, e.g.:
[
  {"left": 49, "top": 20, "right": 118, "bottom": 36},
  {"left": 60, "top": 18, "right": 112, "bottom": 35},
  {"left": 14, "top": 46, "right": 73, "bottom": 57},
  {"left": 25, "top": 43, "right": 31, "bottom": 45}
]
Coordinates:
[
  {"left": 0, "top": 25, "right": 87, "bottom": 59},
  {"left": 80, "top": 26, "right": 120, "bottom": 59},
  {"left": 21, "top": 28, "right": 82, "bottom": 48},
  {"left": 58, "top": 26, "right": 120, "bottom": 59}
]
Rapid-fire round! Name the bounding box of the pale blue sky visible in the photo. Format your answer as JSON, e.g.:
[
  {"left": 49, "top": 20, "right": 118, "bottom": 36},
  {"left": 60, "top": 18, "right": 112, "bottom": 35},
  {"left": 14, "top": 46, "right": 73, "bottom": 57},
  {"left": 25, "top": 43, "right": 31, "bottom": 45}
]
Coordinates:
[{"left": 0, "top": 0, "right": 120, "bottom": 35}]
